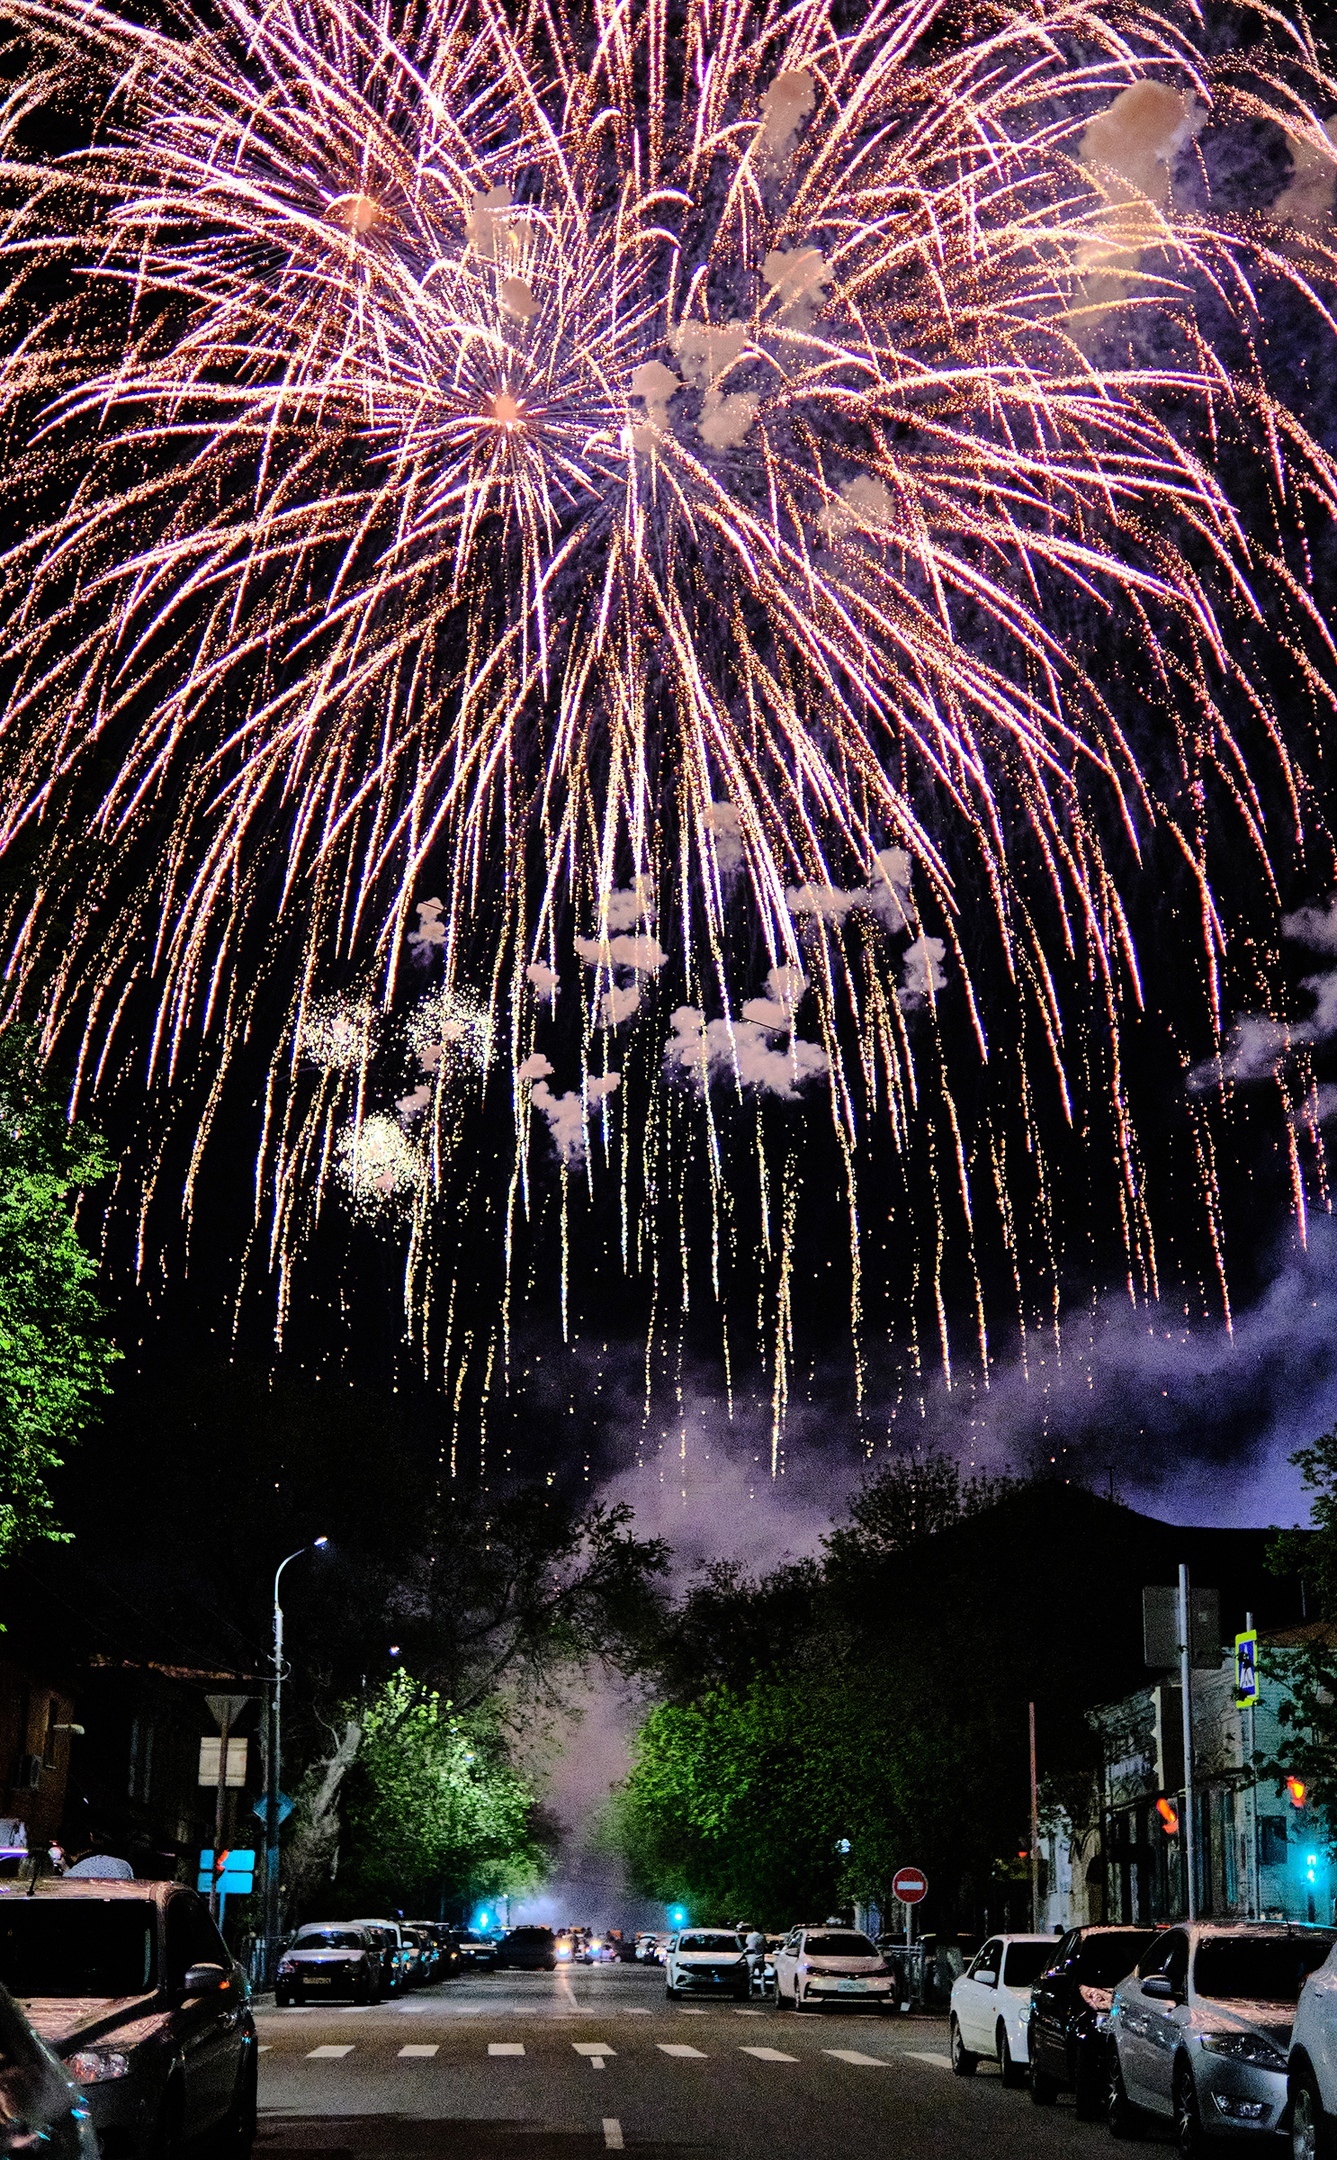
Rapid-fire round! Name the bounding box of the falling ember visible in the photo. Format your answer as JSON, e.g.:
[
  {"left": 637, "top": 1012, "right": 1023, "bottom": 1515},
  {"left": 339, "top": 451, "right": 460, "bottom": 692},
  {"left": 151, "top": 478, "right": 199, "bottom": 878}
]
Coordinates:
[{"left": 4, "top": 0, "right": 1337, "bottom": 1420}]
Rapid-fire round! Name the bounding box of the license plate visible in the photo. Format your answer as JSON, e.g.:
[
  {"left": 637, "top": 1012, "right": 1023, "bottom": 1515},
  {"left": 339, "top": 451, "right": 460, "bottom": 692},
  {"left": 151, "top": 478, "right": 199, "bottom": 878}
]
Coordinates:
[
  {"left": 838, "top": 1979, "right": 867, "bottom": 1992},
  {"left": 305, "top": 1976, "right": 332, "bottom": 1985}
]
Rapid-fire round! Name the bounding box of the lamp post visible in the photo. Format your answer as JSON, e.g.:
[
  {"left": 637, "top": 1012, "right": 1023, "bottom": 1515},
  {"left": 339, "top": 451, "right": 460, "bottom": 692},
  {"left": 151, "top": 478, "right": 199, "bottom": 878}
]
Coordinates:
[{"left": 264, "top": 1540, "right": 327, "bottom": 1981}]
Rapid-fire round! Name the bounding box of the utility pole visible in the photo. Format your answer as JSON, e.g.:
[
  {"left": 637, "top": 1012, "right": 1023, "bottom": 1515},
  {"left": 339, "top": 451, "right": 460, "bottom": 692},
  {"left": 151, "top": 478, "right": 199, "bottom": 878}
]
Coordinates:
[
  {"left": 266, "top": 1540, "right": 328, "bottom": 1982},
  {"left": 1179, "top": 1563, "right": 1197, "bottom": 1922},
  {"left": 1246, "top": 1609, "right": 1259, "bottom": 1919},
  {"left": 211, "top": 1697, "right": 232, "bottom": 1924},
  {"left": 1029, "top": 1701, "right": 1040, "bottom": 1932}
]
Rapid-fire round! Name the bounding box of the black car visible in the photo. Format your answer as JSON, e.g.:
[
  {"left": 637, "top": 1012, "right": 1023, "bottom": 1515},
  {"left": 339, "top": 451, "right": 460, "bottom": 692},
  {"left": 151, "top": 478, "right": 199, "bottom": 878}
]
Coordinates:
[
  {"left": 0, "top": 1978, "right": 97, "bottom": 2158},
  {"left": 498, "top": 1927, "right": 557, "bottom": 1972},
  {"left": 0, "top": 1877, "right": 257, "bottom": 2159},
  {"left": 1027, "top": 1924, "right": 1159, "bottom": 2115},
  {"left": 455, "top": 1933, "right": 498, "bottom": 1972}
]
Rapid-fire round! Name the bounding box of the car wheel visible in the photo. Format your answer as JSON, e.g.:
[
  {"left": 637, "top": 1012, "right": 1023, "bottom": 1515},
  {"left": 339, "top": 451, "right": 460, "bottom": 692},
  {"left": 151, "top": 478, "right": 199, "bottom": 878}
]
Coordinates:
[
  {"left": 999, "top": 2026, "right": 1026, "bottom": 2091},
  {"left": 1108, "top": 2049, "right": 1145, "bottom": 2142},
  {"left": 1174, "top": 2062, "right": 1204, "bottom": 2158},
  {"left": 1293, "top": 2069, "right": 1334, "bottom": 2160},
  {"left": 950, "top": 2015, "right": 978, "bottom": 2077},
  {"left": 274, "top": 1990, "right": 292, "bottom": 2009},
  {"left": 665, "top": 1983, "right": 677, "bottom": 2001},
  {"left": 214, "top": 2048, "right": 258, "bottom": 2157}
]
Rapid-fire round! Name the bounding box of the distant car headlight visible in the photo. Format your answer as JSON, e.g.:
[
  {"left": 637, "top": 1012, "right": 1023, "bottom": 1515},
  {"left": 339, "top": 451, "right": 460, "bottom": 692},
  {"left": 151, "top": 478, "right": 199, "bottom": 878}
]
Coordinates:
[
  {"left": 1199, "top": 2032, "right": 1286, "bottom": 2068},
  {"left": 67, "top": 2049, "right": 132, "bottom": 2084}
]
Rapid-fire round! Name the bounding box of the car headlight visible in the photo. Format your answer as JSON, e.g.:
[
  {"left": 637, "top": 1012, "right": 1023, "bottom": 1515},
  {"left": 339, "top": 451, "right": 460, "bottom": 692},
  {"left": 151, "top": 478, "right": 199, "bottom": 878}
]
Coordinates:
[
  {"left": 67, "top": 2049, "right": 132, "bottom": 2084},
  {"left": 1199, "top": 2032, "right": 1286, "bottom": 2069}
]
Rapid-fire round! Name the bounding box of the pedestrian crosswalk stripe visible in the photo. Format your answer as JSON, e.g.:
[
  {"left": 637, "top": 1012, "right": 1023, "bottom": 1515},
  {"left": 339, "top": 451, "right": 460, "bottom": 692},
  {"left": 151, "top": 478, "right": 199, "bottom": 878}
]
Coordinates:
[
  {"left": 677, "top": 2007, "right": 709, "bottom": 2015},
  {"left": 573, "top": 2042, "right": 615, "bottom": 2057},
  {"left": 733, "top": 2008, "right": 764, "bottom": 2016},
  {"left": 903, "top": 2052, "right": 952, "bottom": 2069},
  {"left": 489, "top": 2043, "right": 525, "bottom": 2056},
  {"left": 602, "top": 2122, "right": 623, "bottom": 2151},
  {"left": 398, "top": 2045, "right": 439, "bottom": 2058},
  {"left": 658, "top": 2044, "right": 707, "bottom": 2059},
  {"left": 739, "top": 2047, "right": 798, "bottom": 2063},
  {"left": 306, "top": 2045, "right": 354, "bottom": 2059},
  {"left": 824, "top": 2050, "right": 890, "bottom": 2068},
  {"left": 625, "top": 2007, "right": 651, "bottom": 2015},
  {"left": 257, "top": 2045, "right": 271, "bottom": 2053}
]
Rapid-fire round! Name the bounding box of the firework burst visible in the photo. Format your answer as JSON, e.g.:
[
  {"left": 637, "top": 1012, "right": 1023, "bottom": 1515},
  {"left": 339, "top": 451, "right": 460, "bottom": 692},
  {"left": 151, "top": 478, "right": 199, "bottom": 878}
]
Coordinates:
[{"left": 3, "top": 0, "right": 1337, "bottom": 1421}]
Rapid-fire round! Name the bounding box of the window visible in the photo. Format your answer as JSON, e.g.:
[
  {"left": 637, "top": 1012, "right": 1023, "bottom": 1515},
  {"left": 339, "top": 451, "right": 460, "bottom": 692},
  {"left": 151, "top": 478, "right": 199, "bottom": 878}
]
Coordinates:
[
  {"left": 680, "top": 1933, "right": 742, "bottom": 1952},
  {"left": 1260, "top": 1816, "right": 1289, "bottom": 1868},
  {"left": 1076, "top": 1931, "right": 1157, "bottom": 1988},
  {"left": 1194, "top": 1932, "right": 1335, "bottom": 2005},
  {"left": 1002, "top": 1942, "right": 1056, "bottom": 1988},
  {"left": 1138, "top": 1928, "right": 1187, "bottom": 1984},
  {"left": 969, "top": 1939, "right": 1001, "bottom": 1980},
  {"left": 804, "top": 1934, "right": 876, "bottom": 1959},
  {"left": 296, "top": 1929, "right": 364, "bottom": 1950},
  {"left": 127, "top": 1719, "right": 154, "bottom": 1805},
  {"left": 0, "top": 1898, "right": 157, "bottom": 1997},
  {"left": 165, "top": 1897, "right": 227, "bottom": 1983}
]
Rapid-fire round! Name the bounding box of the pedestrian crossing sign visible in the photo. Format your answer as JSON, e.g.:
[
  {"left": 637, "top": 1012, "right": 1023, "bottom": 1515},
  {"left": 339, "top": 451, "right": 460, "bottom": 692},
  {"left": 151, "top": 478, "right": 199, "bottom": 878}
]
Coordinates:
[{"left": 1235, "top": 1628, "right": 1258, "bottom": 1709}]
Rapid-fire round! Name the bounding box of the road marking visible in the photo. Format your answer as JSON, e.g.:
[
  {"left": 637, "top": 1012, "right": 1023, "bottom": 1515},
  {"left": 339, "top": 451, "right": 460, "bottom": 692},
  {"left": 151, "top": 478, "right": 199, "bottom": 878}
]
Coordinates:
[
  {"left": 903, "top": 2051, "right": 952, "bottom": 2070},
  {"left": 306, "top": 2045, "right": 354, "bottom": 2059},
  {"left": 657, "top": 2044, "right": 707, "bottom": 2059},
  {"left": 824, "top": 2050, "right": 890, "bottom": 2068},
  {"left": 573, "top": 2042, "right": 616, "bottom": 2057},
  {"left": 398, "top": 2045, "right": 439, "bottom": 2058},
  {"left": 739, "top": 2046, "right": 798, "bottom": 2063},
  {"left": 257, "top": 2045, "right": 272, "bottom": 2054},
  {"left": 489, "top": 2043, "right": 525, "bottom": 2057},
  {"left": 339, "top": 2005, "right": 372, "bottom": 2013},
  {"left": 733, "top": 2007, "right": 764, "bottom": 2016},
  {"left": 625, "top": 2007, "right": 651, "bottom": 2015},
  {"left": 602, "top": 2122, "right": 623, "bottom": 2151},
  {"left": 677, "top": 2006, "right": 709, "bottom": 2015}
]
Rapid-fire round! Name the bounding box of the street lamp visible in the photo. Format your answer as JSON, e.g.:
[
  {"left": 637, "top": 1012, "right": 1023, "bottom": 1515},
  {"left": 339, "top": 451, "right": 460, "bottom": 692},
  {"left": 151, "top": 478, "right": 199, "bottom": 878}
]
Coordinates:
[{"left": 264, "top": 1539, "right": 328, "bottom": 1980}]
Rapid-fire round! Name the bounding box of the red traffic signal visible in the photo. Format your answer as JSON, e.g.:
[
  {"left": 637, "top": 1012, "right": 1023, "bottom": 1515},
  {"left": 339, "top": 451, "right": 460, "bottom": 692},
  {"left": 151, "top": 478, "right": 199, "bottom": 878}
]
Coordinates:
[
  {"left": 1287, "top": 1776, "right": 1308, "bottom": 1809},
  {"left": 1156, "top": 1797, "right": 1179, "bottom": 1835}
]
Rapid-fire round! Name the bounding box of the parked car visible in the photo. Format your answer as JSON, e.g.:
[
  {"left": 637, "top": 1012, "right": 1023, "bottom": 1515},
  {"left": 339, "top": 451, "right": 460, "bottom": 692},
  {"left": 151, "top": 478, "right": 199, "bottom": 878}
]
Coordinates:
[
  {"left": 1108, "top": 1922, "right": 1336, "bottom": 2147},
  {"left": 348, "top": 1919, "right": 408, "bottom": 1993},
  {"left": 664, "top": 1930, "right": 749, "bottom": 2002},
  {"left": 276, "top": 1925, "right": 380, "bottom": 2006},
  {"left": 0, "top": 1977, "right": 98, "bottom": 2158},
  {"left": 1288, "top": 1933, "right": 1337, "bottom": 2159},
  {"left": 948, "top": 1933, "right": 1054, "bottom": 2087},
  {"left": 0, "top": 1876, "right": 257, "bottom": 2160},
  {"left": 772, "top": 1926, "right": 897, "bottom": 2012},
  {"left": 1025, "top": 1923, "right": 1157, "bottom": 2114},
  {"left": 416, "top": 1925, "right": 460, "bottom": 1981},
  {"left": 498, "top": 1927, "right": 558, "bottom": 1973},
  {"left": 456, "top": 1933, "right": 498, "bottom": 1972},
  {"left": 635, "top": 1933, "right": 659, "bottom": 1963}
]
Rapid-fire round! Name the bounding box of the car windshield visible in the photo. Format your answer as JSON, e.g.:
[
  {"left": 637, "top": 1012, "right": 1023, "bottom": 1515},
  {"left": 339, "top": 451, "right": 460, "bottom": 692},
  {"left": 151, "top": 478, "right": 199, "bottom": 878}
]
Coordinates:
[
  {"left": 460, "top": 1937, "right": 490, "bottom": 1947},
  {"left": 806, "top": 1934, "right": 877, "bottom": 1959},
  {"left": 1195, "top": 1934, "right": 1335, "bottom": 2004},
  {"left": 680, "top": 1934, "right": 740, "bottom": 1952},
  {"left": 511, "top": 1929, "right": 551, "bottom": 1941},
  {"left": 1002, "top": 1943, "right": 1053, "bottom": 1987},
  {"left": 298, "top": 1930, "right": 362, "bottom": 1950},
  {"left": 0, "top": 1899, "right": 157, "bottom": 1997},
  {"left": 1078, "top": 1932, "right": 1157, "bottom": 1987}
]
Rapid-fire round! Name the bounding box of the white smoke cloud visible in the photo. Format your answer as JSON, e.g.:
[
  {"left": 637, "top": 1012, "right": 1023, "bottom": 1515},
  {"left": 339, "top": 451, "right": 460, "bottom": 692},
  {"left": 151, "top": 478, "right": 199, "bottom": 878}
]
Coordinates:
[
  {"left": 665, "top": 964, "right": 828, "bottom": 1099},
  {"left": 1274, "top": 119, "right": 1337, "bottom": 229},
  {"left": 704, "top": 801, "right": 746, "bottom": 877},
  {"left": 517, "top": 1052, "right": 552, "bottom": 1083},
  {"left": 530, "top": 1073, "right": 621, "bottom": 1168},
  {"left": 630, "top": 360, "right": 680, "bottom": 450},
  {"left": 599, "top": 982, "right": 642, "bottom": 1028},
  {"left": 762, "top": 244, "right": 830, "bottom": 329},
  {"left": 526, "top": 962, "right": 559, "bottom": 1001},
  {"left": 465, "top": 184, "right": 513, "bottom": 262},
  {"left": 1188, "top": 896, "right": 1337, "bottom": 1094},
  {"left": 786, "top": 846, "right": 912, "bottom": 932},
  {"left": 406, "top": 895, "right": 446, "bottom": 965},
  {"left": 757, "top": 68, "right": 816, "bottom": 169},
  {"left": 819, "top": 475, "right": 897, "bottom": 543},
  {"left": 900, "top": 933, "right": 948, "bottom": 1009}
]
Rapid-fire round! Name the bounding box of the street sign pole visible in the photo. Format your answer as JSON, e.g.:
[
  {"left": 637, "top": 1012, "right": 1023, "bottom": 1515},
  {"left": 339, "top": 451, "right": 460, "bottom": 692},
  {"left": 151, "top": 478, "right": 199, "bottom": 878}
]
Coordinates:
[
  {"left": 1179, "top": 1564, "right": 1197, "bottom": 1923},
  {"left": 211, "top": 1701, "right": 231, "bottom": 1924},
  {"left": 1029, "top": 1701, "right": 1040, "bottom": 1933}
]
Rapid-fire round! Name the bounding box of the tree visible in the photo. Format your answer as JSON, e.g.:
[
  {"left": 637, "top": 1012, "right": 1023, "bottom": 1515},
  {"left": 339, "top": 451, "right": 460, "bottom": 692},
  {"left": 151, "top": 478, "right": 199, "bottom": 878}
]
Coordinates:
[
  {"left": 823, "top": 1450, "right": 1020, "bottom": 1570},
  {"left": 1264, "top": 1430, "right": 1337, "bottom": 1839},
  {"left": 0, "top": 1031, "right": 117, "bottom": 1560}
]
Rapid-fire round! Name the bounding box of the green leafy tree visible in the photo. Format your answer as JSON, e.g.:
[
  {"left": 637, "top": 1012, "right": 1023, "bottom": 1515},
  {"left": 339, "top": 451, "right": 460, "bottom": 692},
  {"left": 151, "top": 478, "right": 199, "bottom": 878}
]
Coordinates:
[
  {"left": 0, "top": 1031, "right": 117, "bottom": 1560},
  {"left": 1264, "top": 1429, "right": 1337, "bottom": 1838},
  {"left": 336, "top": 1671, "right": 554, "bottom": 1913}
]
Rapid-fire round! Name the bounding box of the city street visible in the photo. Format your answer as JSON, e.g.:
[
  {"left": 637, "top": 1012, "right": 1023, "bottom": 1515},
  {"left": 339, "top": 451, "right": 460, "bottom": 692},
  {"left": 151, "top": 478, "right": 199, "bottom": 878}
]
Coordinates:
[{"left": 253, "top": 1960, "right": 1126, "bottom": 2160}]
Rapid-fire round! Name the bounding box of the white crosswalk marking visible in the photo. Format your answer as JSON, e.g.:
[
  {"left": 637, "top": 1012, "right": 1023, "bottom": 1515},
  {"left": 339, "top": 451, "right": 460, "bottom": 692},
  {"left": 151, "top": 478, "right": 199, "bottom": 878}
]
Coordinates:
[
  {"left": 903, "top": 2052, "right": 952, "bottom": 2070},
  {"left": 677, "top": 2007, "right": 708, "bottom": 2015},
  {"left": 625, "top": 2007, "right": 651, "bottom": 2015},
  {"left": 602, "top": 2122, "right": 623, "bottom": 2151},
  {"left": 732, "top": 2008, "right": 764, "bottom": 2016},
  {"left": 306, "top": 2045, "right": 354, "bottom": 2059},
  {"left": 489, "top": 2044, "right": 525, "bottom": 2057},
  {"left": 824, "top": 2049, "right": 889, "bottom": 2068},
  {"left": 398, "top": 2045, "right": 439, "bottom": 2058},
  {"left": 257, "top": 2046, "right": 272, "bottom": 2054},
  {"left": 739, "top": 2047, "right": 798, "bottom": 2063},
  {"left": 657, "top": 2044, "right": 707, "bottom": 2059},
  {"left": 573, "top": 2043, "right": 616, "bottom": 2056}
]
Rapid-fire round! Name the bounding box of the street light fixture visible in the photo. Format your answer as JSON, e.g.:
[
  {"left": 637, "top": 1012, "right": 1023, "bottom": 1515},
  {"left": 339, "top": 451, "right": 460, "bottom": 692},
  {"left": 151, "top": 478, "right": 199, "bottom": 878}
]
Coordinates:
[{"left": 264, "top": 1539, "right": 328, "bottom": 1981}]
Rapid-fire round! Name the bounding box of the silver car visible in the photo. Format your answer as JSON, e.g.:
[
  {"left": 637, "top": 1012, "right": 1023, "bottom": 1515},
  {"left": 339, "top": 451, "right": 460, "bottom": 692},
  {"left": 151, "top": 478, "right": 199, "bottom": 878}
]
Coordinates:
[{"left": 1108, "top": 1922, "right": 1335, "bottom": 2148}]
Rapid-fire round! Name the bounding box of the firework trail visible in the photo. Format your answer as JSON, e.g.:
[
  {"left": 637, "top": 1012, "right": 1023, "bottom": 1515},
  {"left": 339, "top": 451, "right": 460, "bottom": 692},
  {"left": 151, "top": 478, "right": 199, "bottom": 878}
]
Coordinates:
[{"left": 2, "top": 0, "right": 1337, "bottom": 1422}]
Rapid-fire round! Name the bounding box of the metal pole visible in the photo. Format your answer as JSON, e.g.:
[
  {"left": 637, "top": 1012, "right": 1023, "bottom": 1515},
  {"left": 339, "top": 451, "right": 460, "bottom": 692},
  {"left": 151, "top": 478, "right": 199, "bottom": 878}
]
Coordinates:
[
  {"left": 210, "top": 1700, "right": 231, "bottom": 1924},
  {"left": 264, "top": 1541, "right": 327, "bottom": 1982},
  {"left": 1179, "top": 1563, "right": 1197, "bottom": 1923},
  {"left": 1246, "top": 1610, "right": 1259, "bottom": 1920},
  {"left": 1029, "top": 1701, "right": 1040, "bottom": 1932}
]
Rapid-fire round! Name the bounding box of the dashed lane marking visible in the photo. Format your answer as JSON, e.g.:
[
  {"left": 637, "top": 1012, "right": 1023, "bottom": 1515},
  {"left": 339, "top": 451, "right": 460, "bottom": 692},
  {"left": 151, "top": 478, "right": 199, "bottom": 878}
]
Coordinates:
[
  {"left": 824, "top": 2050, "right": 890, "bottom": 2069},
  {"left": 573, "top": 2043, "right": 616, "bottom": 2056},
  {"left": 676, "top": 2007, "right": 709, "bottom": 2015},
  {"left": 306, "top": 2045, "right": 354, "bottom": 2059},
  {"left": 602, "top": 2123, "right": 623, "bottom": 2151},
  {"left": 902, "top": 2052, "right": 952, "bottom": 2070},
  {"left": 738, "top": 2047, "right": 798, "bottom": 2063},
  {"left": 489, "top": 2044, "right": 525, "bottom": 2057},
  {"left": 657, "top": 2044, "right": 707, "bottom": 2059},
  {"left": 625, "top": 2008, "right": 651, "bottom": 2016},
  {"left": 398, "top": 2045, "right": 439, "bottom": 2058}
]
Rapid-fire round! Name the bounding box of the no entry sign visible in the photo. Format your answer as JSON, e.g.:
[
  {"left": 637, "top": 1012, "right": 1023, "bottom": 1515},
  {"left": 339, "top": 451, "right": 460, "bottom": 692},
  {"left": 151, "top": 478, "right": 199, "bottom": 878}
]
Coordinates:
[{"left": 892, "top": 1866, "right": 928, "bottom": 1904}]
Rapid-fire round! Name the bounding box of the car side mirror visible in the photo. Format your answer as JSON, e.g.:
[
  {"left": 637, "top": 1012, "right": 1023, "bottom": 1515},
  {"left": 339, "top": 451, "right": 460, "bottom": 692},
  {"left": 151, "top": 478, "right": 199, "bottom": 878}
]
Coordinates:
[
  {"left": 980, "top": 1970, "right": 998, "bottom": 1988},
  {"left": 182, "top": 1962, "right": 228, "bottom": 1995},
  {"left": 1140, "top": 1975, "right": 1176, "bottom": 2002}
]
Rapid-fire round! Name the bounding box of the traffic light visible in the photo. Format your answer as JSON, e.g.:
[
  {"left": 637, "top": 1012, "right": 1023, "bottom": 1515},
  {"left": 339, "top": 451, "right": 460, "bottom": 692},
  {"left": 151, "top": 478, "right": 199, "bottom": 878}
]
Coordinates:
[
  {"left": 1287, "top": 1775, "right": 1308, "bottom": 1808},
  {"left": 1156, "top": 1797, "right": 1179, "bottom": 1835}
]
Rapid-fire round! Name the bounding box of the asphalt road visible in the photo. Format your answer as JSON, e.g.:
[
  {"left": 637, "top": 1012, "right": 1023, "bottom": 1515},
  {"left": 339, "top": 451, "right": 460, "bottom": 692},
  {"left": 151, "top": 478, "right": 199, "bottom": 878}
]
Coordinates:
[{"left": 253, "top": 1960, "right": 1134, "bottom": 2160}]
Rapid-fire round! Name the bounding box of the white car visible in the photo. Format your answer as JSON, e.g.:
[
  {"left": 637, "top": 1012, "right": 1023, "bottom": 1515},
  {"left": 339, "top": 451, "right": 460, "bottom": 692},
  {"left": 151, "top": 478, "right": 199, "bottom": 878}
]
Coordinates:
[
  {"left": 634, "top": 1933, "right": 659, "bottom": 1962},
  {"left": 664, "top": 1929, "right": 750, "bottom": 2001},
  {"left": 772, "top": 1926, "right": 895, "bottom": 2012},
  {"left": 949, "top": 1934, "right": 1054, "bottom": 2086},
  {"left": 1288, "top": 1935, "right": 1337, "bottom": 2157}
]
